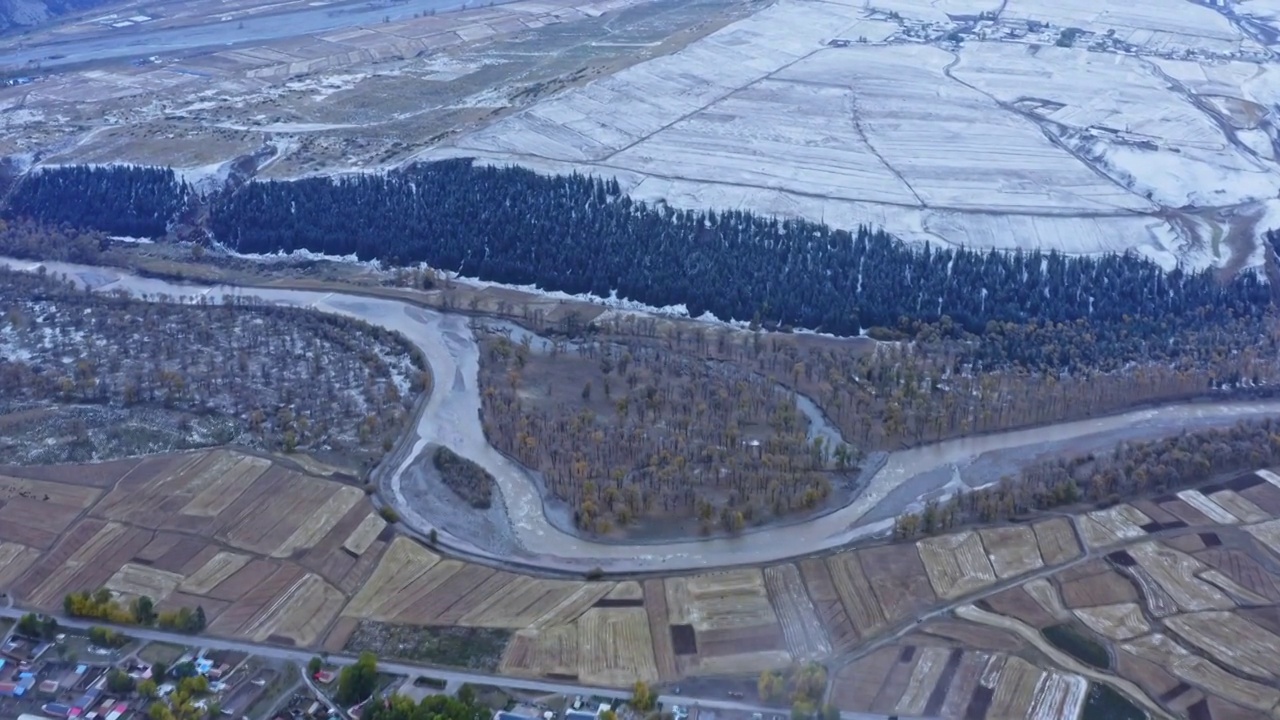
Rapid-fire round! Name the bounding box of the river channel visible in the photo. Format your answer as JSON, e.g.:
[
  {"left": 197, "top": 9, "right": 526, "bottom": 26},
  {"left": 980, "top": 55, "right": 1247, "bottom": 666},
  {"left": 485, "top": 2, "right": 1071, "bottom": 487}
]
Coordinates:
[{"left": 10, "top": 256, "right": 1280, "bottom": 573}]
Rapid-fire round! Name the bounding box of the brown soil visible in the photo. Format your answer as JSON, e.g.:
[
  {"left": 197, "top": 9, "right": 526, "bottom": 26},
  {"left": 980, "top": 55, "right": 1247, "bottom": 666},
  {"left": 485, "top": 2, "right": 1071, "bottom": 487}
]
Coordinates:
[{"left": 1059, "top": 569, "right": 1140, "bottom": 608}]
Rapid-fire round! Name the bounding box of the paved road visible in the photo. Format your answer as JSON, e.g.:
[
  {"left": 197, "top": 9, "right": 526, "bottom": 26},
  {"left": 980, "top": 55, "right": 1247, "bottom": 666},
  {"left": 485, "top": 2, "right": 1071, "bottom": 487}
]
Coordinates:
[
  {"left": 0, "top": 607, "right": 909, "bottom": 720},
  {"left": 0, "top": 0, "right": 515, "bottom": 70}
]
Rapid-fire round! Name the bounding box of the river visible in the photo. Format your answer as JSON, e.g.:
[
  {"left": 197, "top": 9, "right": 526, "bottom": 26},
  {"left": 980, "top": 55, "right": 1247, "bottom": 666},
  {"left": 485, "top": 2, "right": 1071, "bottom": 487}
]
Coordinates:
[{"left": 9, "top": 256, "right": 1280, "bottom": 573}]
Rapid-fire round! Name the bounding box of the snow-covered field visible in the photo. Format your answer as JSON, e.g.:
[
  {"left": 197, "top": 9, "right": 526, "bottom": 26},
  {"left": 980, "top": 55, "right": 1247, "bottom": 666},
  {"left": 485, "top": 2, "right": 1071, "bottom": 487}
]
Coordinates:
[
  {"left": 428, "top": 0, "right": 1280, "bottom": 271},
  {"left": 1001, "top": 0, "right": 1259, "bottom": 54}
]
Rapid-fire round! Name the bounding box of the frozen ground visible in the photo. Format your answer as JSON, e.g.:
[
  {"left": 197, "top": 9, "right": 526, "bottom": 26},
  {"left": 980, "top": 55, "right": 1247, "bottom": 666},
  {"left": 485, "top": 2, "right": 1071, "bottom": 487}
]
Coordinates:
[
  {"left": 424, "top": 0, "right": 1280, "bottom": 271},
  {"left": 11, "top": 257, "right": 1280, "bottom": 574}
]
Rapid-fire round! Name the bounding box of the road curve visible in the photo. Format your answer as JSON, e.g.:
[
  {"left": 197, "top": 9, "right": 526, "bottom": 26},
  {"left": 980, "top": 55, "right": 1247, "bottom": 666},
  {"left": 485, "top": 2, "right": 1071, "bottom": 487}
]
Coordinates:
[{"left": 9, "top": 257, "right": 1280, "bottom": 574}]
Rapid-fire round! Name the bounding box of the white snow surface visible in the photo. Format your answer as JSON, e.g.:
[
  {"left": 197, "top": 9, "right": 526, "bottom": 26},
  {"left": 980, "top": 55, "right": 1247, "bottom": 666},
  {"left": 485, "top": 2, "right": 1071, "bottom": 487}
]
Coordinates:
[{"left": 420, "top": 0, "right": 1280, "bottom": 272}]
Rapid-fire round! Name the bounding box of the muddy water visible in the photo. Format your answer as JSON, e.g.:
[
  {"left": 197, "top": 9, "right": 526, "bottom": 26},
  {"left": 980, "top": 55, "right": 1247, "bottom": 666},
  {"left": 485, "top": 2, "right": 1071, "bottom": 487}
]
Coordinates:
[{"left": 12, "top": 256, "right": 1280, "bottom": 573}]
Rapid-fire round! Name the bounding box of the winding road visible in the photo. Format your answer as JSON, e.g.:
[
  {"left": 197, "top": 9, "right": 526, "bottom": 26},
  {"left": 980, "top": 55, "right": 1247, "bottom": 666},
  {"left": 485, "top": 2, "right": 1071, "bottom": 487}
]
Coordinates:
[{"left": 9, "top": 256, "right": 1280, "bottom": 574}]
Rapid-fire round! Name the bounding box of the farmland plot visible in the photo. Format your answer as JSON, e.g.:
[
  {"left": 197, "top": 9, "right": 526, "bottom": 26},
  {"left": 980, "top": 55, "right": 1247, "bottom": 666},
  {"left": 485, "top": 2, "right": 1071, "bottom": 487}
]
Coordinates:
[
  {"left": 861, "top": 545, "right": 937, "bottom": 626},
  {"left": 447, "top": 0, "right": 887, "bottom": 163},
  {"left": 460, "top": 577, "right": 590, "bottom": 629},
  {"left": 341, "top": 513, "right": 386, "bottom": 556},
  {"left": 104, "top": 563, "right": 184, "bottom": 601},
  {"left": 643, "top": 579, "right": 677, "bottom": 682},
  {"left": 918, "top": 531, "right": 998, "bottom": 599},
  {"left": 1077, "top": 505, "right": 1151, "bottom": 549},
  {"left": 343, "top": 537, "right": 442, "bottom": 619},
  {"left": 798, "top": 557, "right": 858, "bottom": 651},
  {"left": 179, "top": 551, "right": 252, "bottom": 595},
  {"left": 1058, "top": 568, "right": 1138, "bottom": 608},
  {"left": 1024, "top": 672, "right": 1087, "bottom": 720},
  {"left": 664, "top": 569, "right": 778, "bottom": 631},
  {"left": 1022, "top": 578, "right": 1071, "bottom": 621},
  {"left": 825, "top": 552, "right": 887, "bottom": 635},
  {"left": 1119, "top": 564, "right": 1178, "bottom": 618},
  {"left": 530, "top": 583, "right": 614, "bottom": 629},
  {"left": 1175, "top": 490, "right": 1239, "bottom": 525},
  {"left": 893, "top": 646, "right": 951, "bottom": 716},
  {"left": 1206, "top": 490, "right": 1269, "bottom": 523},
  {"left": 763, "top": 565, "right": 829, "bottom": 660},
  {"left": 951, "top": 43, "right": 1280, "bottom": 208},
  {"left": 1072, "top": 603, "right": 1150, "bottom": 640},
  {"left": 25, "top": 520, "right": 130, "bottom": 607},
  {"left": 219, "top": 474, "right": 333, "bottom": 555},
  {"left": 982, "top": 586, "right": 1059, "bottom": 628},
  {"left": 1002, "top": 0, "right": 1255, "bottom": 54},
  {"left": 921, "top": 619, "right": 1022, "bottom": 652},
  {"left": 1165, "top": 611, "right": 1280, "bottom": 680},
  {"left": 179, "top": 452, "right": 271, "bottom": 517},
  {"left": 1128, "top": 542, "right": 1235, "bottom": 611},
  {"left": 0, "top": 475, "right": 102, "bottom": 548},
  {"left": 831, "top": 647, "right": 899, "bottom": 710},
  {"left": 0, "top": 542, "right": 39, "bottom": 590},
  {"left": 978, "top": 526, "right": 1043, "bottom": 579},
  {"left": 1034, "top": 519, "right": 1081, "bottom": 565},
  {"left": 1240, "top": 477, "right": 1280, "bottom": 515},
  {"left": 399, "top": 563, "right": 500, "bottom": 624},
  {"left": 0, "top": 475, "right": 101, "bottom": 509},
  {"left": 575, "top": 607, "right": 658, "bottom": 685},
  {"left": 987, "top": 656, "right": 1043, "bottom": 719},
  {"left": 270, "top": 484, "right": 364, "bottom": 558},
  {"left": 1199, "top": 569, "right": 1272, "bottom": 605},
  {"left": 1122, "top": 633, "right": 1280, "bottom": 713},
  {"left": 1244, "top": 518, "right": 1280, "bottom": 557},
  {"left": 606, "top": 581, "right": 643, "bottom": 601},
  {"left": 774, "top": 45, "right": 1148, "bottom": 213},
  {"left": 501, "top": 624, "right": 578, "bottom": 678},
  {"left": 242, "top": 572, "right": 345, "bottom": 646}
]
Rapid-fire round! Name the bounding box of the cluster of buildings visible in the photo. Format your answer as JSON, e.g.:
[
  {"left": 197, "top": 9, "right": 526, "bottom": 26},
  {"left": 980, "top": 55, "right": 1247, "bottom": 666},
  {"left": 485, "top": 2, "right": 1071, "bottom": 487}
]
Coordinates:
[{"left": 0, "top": 636, "right": 123, "bottom": 720}]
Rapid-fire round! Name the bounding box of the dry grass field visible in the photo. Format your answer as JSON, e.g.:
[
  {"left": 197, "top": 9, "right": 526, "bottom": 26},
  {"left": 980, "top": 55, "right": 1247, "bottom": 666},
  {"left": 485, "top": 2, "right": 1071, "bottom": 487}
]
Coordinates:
[
  {"left": 665, "top": 570, "right": 777, "bottom": 630},
  {"left": 1196, "top": 547, "right": 1280, "bottom": 601},
  {"left": 1176, "top": 490, "right": 1240, "bottom": 525},
  {"left": 917, "top": 531, "right": 998, "bottom": 599},
  {"left": 643, "top": 579, "right": 678, "bottom": 683},
  {"left": 11, "top": 446, "right": 1280, "bottom": 709},
  {"left": 1165, "top": 611, "right": 1280, "bottom": 680},
  {"left": 1077, "top": 505, "right": 1151, "bottom": 548},
  {"left": 981, "top": 586, "right": 1059, "bottom": 628},
  {"left": 1244, "top": 518, "right": 1280, "bottom": 557},
  {"left": 1122, "top": 633, "right": 1280, "bottom": 714},
  {"left": 798, "top": 557, "right": 859, "bottom": 651},
  {"left": 987, "top": 656, "right": 1045, "bottom": 719},
  {"left": 0, "top": 542, "right": 41, "bottom": 589},
  {"left": 2, "top": 449, "right": 388, "bottom": 653},
  {"left": 892, "top": 645, "right": 951, "bottom": 716},
  {"left": 1072, "top": 603, "right": 1150, "bottom": 640},
  {"left": 576, "top": 608, "right": 659, "bottom": 685},
  {"left": 501, "top": 624, "right": 578, "bottom": 679},
  {"left": 179, "top": 551, "right": 252, "bottom": 595},
  {"left": 763, "top": 564, "right": 830, "bottom": 660},
  {"left": 105, "top": 563, "right": 185, "bottom": 601},
  {"left": 1128, "top": 542, "right": 1236, "bottom": 612},
  {"left": 1206, "top": 490, "right": 1269, "bottom": 523},
  {"left": 1033, "top": 518, "right": 1082, "bottom": 565},
  {"left": 978, "top": 526, "right": 1043, "bottom": 579},
  {"left": 1022, "top": 579, "right": 1071, "bottom": 622},
  {"left": 825, "top": 551, "right": 888, "bottom": 636},
  {"left": 0, "top": 473, "right": 105, "bottom": 549},
  {"left": 663, "top": 569, "right": 790, "bottom": 675},
  {"left": 860, "top": 544, "right": 938, "bottom": 626},
  {"left": 1057, "top": 566, "right": 1138, "bottom": 608}
]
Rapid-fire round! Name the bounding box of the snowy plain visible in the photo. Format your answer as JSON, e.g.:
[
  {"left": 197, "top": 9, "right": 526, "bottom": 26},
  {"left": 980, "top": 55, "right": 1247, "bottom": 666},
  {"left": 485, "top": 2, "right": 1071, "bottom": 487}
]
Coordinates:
[{"left": 426, "top": 0, "right": 1280, "bottom": 272}]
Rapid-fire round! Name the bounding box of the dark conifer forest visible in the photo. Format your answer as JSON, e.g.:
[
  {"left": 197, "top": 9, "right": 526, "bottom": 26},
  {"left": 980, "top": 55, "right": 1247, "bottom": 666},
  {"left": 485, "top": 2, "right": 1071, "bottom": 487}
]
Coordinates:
[
  {"left": 3, "top": 165, "right": 192, "bottom": 239},
  {"left": 2, "top": 161, "right": 1271, "bottom": 342}
]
